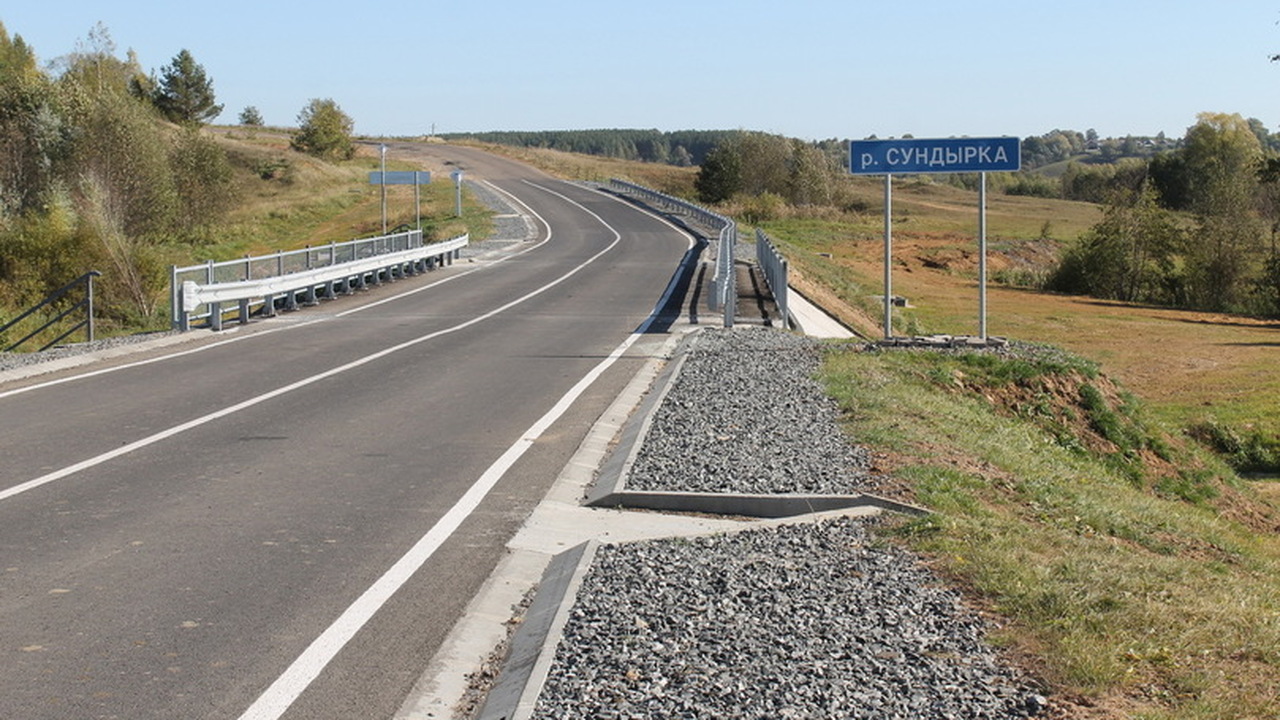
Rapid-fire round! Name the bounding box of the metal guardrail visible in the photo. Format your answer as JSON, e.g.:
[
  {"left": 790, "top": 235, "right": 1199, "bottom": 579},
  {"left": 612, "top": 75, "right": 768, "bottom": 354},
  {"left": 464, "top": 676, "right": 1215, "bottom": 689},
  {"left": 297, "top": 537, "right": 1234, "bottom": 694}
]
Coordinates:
[
  {"left": 1, "top": 271, "right": 102, "bottom": 352},
  {"left": 171, "top": 231, "right": 468, "bottom": 331},
  {"left": 755, "top": 230, "right": 789, "bottom": 328},
  {"left": 608, "top": 179, "right": 737, "bottom": 328}
]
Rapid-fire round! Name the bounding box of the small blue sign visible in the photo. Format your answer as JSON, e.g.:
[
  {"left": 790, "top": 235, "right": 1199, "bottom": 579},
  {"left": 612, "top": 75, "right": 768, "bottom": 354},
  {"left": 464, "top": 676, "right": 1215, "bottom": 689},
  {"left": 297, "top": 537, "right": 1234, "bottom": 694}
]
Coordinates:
[
  {"left": 369, "top": 171, "right": 432, "bottom": 185},
  {"left": 849, "top": 137, "right": 1021, "bottom": 175}
]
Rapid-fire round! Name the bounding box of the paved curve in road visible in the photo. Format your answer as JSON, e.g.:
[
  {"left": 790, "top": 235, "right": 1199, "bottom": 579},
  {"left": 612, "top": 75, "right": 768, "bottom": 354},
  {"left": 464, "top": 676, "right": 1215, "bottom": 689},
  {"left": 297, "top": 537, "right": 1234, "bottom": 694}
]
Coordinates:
[{"left": 0, "top": 146, "right": 699, "bottom": 720}]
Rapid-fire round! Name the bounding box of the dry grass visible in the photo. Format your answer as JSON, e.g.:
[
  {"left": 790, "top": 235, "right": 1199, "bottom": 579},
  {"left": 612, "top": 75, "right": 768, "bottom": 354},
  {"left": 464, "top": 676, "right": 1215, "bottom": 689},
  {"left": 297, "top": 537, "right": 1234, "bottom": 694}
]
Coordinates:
[
  {"left": 450, "top": 140, "right": 698, "bottom": 198},
  {"left": 187, "top": 139, "right": 1280, "bottom": 717},
  {"left": 756, "top": 181, "right": 1280, "bottom": 446},
  {"left": 204, "top": 129, "right": 486, "bottom": 259},
  {"left": 451, "top": 141, "right": 1279, "bottom": 450}
]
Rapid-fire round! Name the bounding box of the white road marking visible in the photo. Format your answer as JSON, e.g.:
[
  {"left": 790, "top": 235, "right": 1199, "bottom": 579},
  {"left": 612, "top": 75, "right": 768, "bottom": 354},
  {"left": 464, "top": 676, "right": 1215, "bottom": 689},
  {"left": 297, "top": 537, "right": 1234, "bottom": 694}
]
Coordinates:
[
  {"left": 237, "top": 180, "right": 687, "bottom": 720},
  {"left": 0, "top": 183, "right": 565, "bottom": 504},
  {"left": 1, "top": 177, "right": 694, "bottom": 719}
]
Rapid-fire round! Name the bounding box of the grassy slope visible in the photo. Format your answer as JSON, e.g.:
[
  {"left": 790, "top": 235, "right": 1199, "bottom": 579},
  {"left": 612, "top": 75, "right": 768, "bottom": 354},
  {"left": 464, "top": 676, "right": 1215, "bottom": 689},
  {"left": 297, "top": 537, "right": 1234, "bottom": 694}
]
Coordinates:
[
  {"left": 755, "top": 178, "right": 1280, "bottom": 448},
  {"left": 207, "top": 129, "right": 484, "bottom": 260},
  {"left": 754, "top": 178, "right": 1280, "bottom": 718},
  {"left": 823, "top": 346, "right": 1280, "bottom": 719}
]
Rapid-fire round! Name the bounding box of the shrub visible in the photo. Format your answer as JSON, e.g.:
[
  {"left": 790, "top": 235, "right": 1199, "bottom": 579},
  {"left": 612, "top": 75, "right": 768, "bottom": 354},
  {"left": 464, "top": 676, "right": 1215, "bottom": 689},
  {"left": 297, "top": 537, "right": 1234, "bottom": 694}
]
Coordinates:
[{"left": 290, "top": 98, "right": 355, "bottom": 161}]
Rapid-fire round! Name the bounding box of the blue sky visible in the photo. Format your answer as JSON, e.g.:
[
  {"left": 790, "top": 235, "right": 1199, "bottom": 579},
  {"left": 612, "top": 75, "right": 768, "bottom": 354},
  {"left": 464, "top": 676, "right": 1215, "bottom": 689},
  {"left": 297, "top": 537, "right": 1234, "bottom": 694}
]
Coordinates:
[{"left": 3, "top": 1, "right": 1279, "bottom": 142}]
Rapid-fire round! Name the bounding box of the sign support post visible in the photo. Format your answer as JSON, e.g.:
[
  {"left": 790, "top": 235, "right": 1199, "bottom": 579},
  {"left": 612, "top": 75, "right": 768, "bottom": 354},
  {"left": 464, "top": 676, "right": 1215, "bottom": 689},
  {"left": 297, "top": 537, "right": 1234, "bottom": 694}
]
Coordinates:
[
  {"left": 415, "top": 172, "right": 423, "bottom": 231},
  {"left": 368, "top": 170, "right": 432, "bottom": 233},
  {"left": 883, "top": 174, "right": 893, "bottom": 339},
  {"left": 978, "top": 172, "right": 988, "bottom": 340},
  {"left": 380, "top": 144, "right": 388, "bottom": 234},
  {"left": 849, "top": 137, "right": 1020, "bottom": 341}
]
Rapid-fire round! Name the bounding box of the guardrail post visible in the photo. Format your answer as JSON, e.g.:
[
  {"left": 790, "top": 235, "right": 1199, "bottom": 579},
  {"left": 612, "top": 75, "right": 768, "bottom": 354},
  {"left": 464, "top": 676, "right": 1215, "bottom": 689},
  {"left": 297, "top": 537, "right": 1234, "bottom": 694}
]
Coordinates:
[{"left": 170, "top": 264, "right": 180, "bottom": 330}]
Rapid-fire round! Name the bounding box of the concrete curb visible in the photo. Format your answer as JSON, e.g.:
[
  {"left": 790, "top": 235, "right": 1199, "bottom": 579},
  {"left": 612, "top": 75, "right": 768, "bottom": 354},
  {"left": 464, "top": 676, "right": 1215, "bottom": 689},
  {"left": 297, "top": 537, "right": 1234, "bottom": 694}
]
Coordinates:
[
  {"left": 588, "top": 489, "right": 927, "bottom": 518},
  {"left": 584, "top": 333, "right": 697, "bottom": 508},
  {"left": 785, "top": 285, "right": 859, "bottom": 340},
  {"left": 476, "top": 541, "right": 599, "bottom": 720}
]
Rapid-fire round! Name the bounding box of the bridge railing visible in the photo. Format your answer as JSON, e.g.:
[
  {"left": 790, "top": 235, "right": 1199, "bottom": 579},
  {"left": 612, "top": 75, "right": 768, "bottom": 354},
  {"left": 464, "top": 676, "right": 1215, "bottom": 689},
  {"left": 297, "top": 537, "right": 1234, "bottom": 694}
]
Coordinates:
[
  {"left": 607, "top": 179, "right": 736, "bottom": 327},
  {"left": 755, "top": 229, "right": 789, "bottom": 327},
  {"left": 170, "top": 231, "right": 468, "bottom": 331}
]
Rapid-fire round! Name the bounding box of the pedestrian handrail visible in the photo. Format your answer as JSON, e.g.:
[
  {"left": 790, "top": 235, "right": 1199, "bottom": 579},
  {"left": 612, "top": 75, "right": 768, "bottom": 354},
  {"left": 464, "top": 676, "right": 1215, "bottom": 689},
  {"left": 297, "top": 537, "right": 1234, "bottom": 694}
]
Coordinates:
[
  {"left": 608, "top": 179, "right": 736, "bottom": 327},
  {"left": 755, "top": 230, "right": 789, "bottom": 328},
  {"left": 1, "top": 271, "right": 103, "bottom": 352},
  {"left": 171, "top": 231, "right": 468, "bottom": 331}
]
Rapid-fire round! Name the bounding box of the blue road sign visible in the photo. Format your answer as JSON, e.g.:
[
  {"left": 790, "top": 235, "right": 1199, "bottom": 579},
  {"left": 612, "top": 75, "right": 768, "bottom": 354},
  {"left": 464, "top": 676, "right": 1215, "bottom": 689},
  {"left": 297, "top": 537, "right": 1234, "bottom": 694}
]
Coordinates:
[
  {"left": 849, "top": 137, "right": 1020, "bottom": 175},
  {"left": 369, "top": 171, "right": 432, "bottom": 185}
]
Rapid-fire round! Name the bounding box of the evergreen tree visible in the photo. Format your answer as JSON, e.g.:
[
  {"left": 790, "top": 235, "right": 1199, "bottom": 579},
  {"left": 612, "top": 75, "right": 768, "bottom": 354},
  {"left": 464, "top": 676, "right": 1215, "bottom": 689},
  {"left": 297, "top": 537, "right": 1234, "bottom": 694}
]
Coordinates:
[
  {"left": 152, "top": 49, "right": 222, "bottom": 125},
  {"left": 694, "top": 141, "right": 742, "bottom": 203},
  {"left": 238, "top": 105, "right": 264, "bottom": 126}
]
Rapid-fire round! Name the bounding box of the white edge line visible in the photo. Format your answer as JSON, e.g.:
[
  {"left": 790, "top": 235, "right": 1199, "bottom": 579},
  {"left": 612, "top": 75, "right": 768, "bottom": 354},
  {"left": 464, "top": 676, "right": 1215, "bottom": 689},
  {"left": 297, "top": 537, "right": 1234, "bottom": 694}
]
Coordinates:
[{"left": 1, "top": 184, "right": 575, "bottom": 507}]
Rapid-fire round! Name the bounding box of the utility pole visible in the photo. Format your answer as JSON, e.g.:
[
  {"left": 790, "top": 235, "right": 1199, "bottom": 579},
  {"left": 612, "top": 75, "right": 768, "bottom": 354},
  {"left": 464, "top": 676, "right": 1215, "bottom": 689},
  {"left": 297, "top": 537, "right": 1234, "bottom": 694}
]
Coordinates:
[{"left": 380, "top": 144, "right": 387, "bottom": 234}]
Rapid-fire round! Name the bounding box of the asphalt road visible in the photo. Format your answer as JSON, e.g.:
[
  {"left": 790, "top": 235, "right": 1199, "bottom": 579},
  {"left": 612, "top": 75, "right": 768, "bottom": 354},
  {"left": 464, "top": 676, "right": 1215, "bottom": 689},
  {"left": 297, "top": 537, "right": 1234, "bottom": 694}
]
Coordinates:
[{"left": 0, "top": 146, "right": 700, "bottom": 720}]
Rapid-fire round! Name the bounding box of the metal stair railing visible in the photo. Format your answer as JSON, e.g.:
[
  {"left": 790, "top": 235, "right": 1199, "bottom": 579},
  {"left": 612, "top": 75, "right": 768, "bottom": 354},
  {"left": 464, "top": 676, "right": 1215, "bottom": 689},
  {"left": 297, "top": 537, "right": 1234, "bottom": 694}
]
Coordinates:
[{"left": 1, "top": 271, "right": 103, "bottom": 352}]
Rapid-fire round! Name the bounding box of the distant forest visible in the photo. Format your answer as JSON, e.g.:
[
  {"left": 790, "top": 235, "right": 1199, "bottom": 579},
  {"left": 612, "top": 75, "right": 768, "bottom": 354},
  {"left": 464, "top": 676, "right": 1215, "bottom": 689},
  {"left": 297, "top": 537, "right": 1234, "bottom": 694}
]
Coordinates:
[{"left": 442, "top": 129, "right": 843, "bottom": 168}]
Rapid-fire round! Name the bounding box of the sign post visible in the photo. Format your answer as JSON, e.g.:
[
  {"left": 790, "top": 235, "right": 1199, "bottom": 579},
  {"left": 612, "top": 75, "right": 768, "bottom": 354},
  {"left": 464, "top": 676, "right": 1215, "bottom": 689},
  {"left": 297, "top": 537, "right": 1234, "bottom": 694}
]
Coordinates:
[
  {"left": 451, "top": 170, "right": 464, "bottom": 218},
  {"left": 368, "top": 171, "right": 432, "bottom": 231},
  {"left": 849, "top": 137, "right": 1020, "bottom": 340},
  {"left": 379, "top": 144, "right": 387, "bottom": 234},
  {"left": 883, "top": 173, "right": 892, "bottom": 339}
]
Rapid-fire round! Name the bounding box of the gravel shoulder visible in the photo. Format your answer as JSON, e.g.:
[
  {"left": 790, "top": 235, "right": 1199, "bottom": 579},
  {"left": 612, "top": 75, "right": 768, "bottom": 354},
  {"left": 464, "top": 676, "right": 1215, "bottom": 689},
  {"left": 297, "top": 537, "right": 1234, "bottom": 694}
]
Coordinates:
[{"left": 502, "top": 327, "right": 1047, "bottom": 719}]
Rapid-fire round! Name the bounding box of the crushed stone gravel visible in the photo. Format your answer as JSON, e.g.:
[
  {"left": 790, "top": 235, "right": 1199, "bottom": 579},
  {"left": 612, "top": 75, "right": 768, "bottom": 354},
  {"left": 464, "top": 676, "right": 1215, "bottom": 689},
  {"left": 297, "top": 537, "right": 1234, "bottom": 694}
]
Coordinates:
[
  {"left": 624, "top": 326, "right": 879, "bottom": 495},
  {"left": 526, "top": 326, "right": 1046, "bottom": 719},
  {"left": 532, "top": 518, "right": 1044, "bottom": 720}
]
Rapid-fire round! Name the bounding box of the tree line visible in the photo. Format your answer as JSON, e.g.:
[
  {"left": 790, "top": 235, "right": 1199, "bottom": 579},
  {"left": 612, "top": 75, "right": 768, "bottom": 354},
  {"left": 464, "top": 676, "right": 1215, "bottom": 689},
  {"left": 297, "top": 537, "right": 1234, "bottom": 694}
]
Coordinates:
[
  {"left": 1045, "top": 112, "right": 1280, "bottom": 317},
  {"left": 0, "top": 22, "right": 358, "bottom": 335},
  {"left": 441, "top": 128, "right": 748, "bottom": 167}
]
